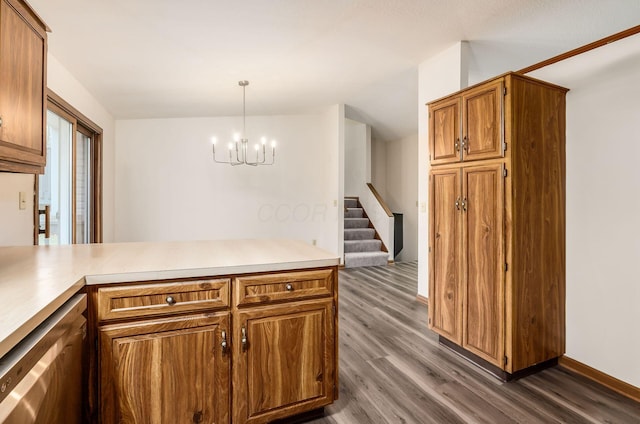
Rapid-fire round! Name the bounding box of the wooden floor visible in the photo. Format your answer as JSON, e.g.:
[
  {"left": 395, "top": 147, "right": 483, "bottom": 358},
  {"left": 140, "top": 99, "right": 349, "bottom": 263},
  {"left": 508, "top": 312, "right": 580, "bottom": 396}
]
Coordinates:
[{"left": 308, "top": 261, "right": 640, "bottom": 424}]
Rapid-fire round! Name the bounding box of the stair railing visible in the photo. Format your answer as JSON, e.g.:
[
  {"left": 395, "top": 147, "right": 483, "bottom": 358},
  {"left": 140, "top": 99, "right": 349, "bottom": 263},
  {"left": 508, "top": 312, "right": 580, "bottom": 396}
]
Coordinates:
[{"left": 358, "top": 183, "right": 394, "bottom": 261}]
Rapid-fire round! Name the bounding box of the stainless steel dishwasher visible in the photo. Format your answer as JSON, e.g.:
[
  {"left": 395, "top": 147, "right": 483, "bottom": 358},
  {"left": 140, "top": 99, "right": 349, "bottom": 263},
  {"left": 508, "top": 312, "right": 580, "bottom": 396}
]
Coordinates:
[{"left": 0, "top": 294, "right": 86, "bottom": 423}]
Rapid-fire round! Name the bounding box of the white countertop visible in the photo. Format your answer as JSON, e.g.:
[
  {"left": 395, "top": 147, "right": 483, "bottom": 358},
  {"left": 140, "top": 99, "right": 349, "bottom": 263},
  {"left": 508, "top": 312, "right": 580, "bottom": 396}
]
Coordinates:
[{"left": 0, "top": 239, "right": 339, "bottom": 359}]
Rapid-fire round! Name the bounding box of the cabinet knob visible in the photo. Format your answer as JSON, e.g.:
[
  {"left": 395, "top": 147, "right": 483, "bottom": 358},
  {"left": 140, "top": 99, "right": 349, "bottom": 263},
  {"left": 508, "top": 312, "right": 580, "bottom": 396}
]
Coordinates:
[
  {"left": 221, "top": 330, "right": 228, "bottom": 353},
  {"left": 285, "top": 283, "right": 294, "bottom": 292},
  {"left": 241, "top": 326, "right": 248, "bottom": 350},
  {"left": 455, "top": 197, "right": 461, "bottom": 211},
  {"left": 165, "top": 296, "right": 176, "bottom": 305}
]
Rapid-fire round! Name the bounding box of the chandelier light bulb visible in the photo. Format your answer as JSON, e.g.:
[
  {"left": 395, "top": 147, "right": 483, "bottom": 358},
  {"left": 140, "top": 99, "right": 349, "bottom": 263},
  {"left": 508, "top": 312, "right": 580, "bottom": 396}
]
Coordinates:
[
  {"left": 261, "top": 137, "right": 267, "bottom": 145},
  {"left": 254, "top": 144, "right": 259, "bottom": 151},
  {"left": 271, "top": 140, "right": 277, "bottom": 148},
  {"left": 227, "top": 142, "right": 234, "bottom": 150},
  {"left": 233, "top": 133, "right": 241, "bottom": 142},
  {"left": 211, "top": 137, "right": 217, "bottom": 145}
]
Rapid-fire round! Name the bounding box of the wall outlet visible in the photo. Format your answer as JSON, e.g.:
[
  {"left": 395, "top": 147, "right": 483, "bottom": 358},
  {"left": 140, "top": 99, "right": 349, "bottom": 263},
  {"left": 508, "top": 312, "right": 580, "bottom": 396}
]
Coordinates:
[{"left": 19, "top": 192, "right": 27, "bottom": 210}]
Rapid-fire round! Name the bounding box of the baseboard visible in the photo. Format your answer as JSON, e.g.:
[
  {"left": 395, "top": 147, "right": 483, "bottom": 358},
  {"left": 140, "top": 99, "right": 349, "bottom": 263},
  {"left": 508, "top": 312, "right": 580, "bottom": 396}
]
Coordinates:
[
  {"left": 559, "top": 356, "right": 640, "bottom": 403},
  {"left": 415, "top": 294, "right": 428, "bottom": 305}
]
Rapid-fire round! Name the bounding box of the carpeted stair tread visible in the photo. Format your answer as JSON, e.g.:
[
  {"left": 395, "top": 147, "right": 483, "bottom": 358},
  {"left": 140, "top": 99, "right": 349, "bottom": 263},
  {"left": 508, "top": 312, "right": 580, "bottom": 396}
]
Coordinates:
[
  {"left": 345, "top": 218, "right": 370, "bottom": 228},
  {"left": 344, "top": 251, "right": 389, "bottom": 268},
  {"left": 345, "top": 208, "right": 364, "bottom": 218},
  {"left": 344, "top": 228, "right": 375, "bottom": 240},
  {"left": 344, "top": 239, "right": 382, "bottom": 253},
  {"left": 342, "top": 197, "right": 388, "bottom": 268},
  {"left": 344, "top": 198, "right": 358, "bottom": 208}
]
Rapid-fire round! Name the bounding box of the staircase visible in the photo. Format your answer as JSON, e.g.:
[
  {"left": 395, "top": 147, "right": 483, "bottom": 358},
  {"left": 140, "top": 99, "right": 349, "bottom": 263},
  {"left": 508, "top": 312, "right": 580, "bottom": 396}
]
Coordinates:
[{"left": 344, "top": 198, "right": 389, "bottom": 268}]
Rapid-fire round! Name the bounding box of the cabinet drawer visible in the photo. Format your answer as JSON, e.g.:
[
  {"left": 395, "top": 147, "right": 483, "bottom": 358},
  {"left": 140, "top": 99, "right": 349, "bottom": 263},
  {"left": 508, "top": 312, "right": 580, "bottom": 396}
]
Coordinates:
[
  {"left": 96, "top": 279, "right": 230, "bottom": 322},
  {"left": 235, "top": 269, "right": 334, "bottom": 307}
]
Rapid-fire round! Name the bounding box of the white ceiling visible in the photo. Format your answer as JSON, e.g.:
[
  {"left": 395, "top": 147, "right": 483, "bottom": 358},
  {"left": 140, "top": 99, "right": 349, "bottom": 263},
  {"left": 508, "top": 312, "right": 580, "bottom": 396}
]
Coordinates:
[{"left": 28, "top": 0, "right": 640, "bottom": 141}]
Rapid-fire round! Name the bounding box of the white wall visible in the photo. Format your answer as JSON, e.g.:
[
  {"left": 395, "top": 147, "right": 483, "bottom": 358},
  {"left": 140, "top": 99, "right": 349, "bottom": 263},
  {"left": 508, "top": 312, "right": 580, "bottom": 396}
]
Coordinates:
[
  {"left": 0, "top": 173, "right": 35, "bottom": 245},
  {"left": 344, "top": 119, "right": 370, "bottom": 197},
  {"left": 371, "top": 138, "right": 387, "bottom": 196},
  {"left": 114, "top": 110, "right": 342, "bottom": 256},
  {"left": 529, "top": 35, "right": 640, "bottom": 387},
  {"left": 379, "top": 134, "right": 419, "bottom": 262},
  {"left": 417, "top": 42, "right": 469, "bottom": 296},
  {"left": 47, "top": 54, "right": 117, "bottom": 242}
]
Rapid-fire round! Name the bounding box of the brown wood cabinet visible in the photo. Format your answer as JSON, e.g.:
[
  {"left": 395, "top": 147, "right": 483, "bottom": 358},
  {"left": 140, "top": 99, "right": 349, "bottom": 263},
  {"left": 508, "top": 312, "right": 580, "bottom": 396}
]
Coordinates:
[
  {"left": 99, "top": 313, "right": 231, "bottom": 424},
  {"left": 233, "top": 300, "right": 335, "bottom": 424},
  {"left": 91, "top": 268, "right": 338, "bottom": 423},
  {"left": 0, "top": 0, "right": 48, "bottom": 173},
  {"left": 429, "top": 79, "right": 503, "bottom": 165},
  {"left": 428, "top": 73, "right": 568, "bottom": 379}
]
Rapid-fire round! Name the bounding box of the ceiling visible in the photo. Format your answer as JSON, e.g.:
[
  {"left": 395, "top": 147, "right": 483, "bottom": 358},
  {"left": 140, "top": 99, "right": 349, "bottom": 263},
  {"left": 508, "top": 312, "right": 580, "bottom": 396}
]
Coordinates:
[{"left": 28, "top": 0, "right": 640, "bottom": 142}]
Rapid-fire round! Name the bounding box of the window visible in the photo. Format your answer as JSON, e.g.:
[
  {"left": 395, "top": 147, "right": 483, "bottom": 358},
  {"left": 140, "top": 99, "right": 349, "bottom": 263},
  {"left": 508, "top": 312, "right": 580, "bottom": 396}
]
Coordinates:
[{"left": 36, "top": 90, "right": 102, "bottom": 244}]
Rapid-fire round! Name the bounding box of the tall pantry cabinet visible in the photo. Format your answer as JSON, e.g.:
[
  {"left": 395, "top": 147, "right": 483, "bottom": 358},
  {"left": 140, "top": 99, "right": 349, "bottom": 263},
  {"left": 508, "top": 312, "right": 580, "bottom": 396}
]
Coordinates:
[{"left": 427, "top": 72, "right": 568, "bottom": 379}]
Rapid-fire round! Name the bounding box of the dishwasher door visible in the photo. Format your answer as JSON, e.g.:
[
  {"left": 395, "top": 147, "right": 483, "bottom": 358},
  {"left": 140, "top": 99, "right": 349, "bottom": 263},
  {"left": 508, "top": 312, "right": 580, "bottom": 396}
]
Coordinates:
[{"left": 0, "top": 294, "right": 86, "bottom": 424}]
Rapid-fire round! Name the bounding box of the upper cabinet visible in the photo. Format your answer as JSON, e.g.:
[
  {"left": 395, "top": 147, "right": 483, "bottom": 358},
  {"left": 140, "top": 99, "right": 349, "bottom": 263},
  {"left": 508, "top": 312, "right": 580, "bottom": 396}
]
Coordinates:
[
  {"left": 0, "top": 0, "right": 48, "bottom": 174},
  {"left": 429, "top": 79, "right": 504, "bottom": 165}
]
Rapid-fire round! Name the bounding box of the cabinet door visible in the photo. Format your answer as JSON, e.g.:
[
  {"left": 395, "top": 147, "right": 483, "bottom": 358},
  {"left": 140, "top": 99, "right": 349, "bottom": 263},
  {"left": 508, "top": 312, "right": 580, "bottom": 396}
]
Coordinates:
[
  {"left": 233, "top": 300, "right": 335, "bottom": 424},
  {"left": 100, "top": 313, "right": 230, "bottom": 424},
  {"left": 0, "top": 0, "right": 47, "bottom": 172},
  {"left": 462, "top": 164, "right": 504, "bottom": 367},
  {"left": 462, "top": 80, "right": 503, "bottom": 162},
  {"left": 428, "top": 168, "right": 462, "bottom": 344},
  {"left": 429, "top": 96, "right": 461, "bottom": 165}
]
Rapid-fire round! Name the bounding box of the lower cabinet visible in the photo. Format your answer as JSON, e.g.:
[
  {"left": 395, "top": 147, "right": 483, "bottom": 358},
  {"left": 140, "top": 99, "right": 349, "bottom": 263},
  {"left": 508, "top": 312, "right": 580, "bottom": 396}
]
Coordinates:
[
  {"left": 429, "top": 163, "right": 505, "bottom": 368},
  {"left": 232, "top": 300, "right": 335, "bottom": 424},
  {"left": 99, "top": 313, "right": 230, "bottom": 424},
  {"left": 93, "top": 268, "right": 338, "bottom": 424}
]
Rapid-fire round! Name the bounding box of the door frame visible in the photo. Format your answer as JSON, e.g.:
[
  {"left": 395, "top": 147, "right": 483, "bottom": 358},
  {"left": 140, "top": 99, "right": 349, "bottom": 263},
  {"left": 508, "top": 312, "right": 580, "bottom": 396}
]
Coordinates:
[{"left": 34, "top": 89, "right": 103, "bottom": 244}]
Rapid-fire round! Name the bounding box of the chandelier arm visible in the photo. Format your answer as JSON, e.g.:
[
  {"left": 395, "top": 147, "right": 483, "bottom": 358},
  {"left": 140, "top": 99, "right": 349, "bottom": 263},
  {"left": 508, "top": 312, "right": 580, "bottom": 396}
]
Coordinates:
[{"left": 211, "top": 80, "right": 276, "bottom": 166}]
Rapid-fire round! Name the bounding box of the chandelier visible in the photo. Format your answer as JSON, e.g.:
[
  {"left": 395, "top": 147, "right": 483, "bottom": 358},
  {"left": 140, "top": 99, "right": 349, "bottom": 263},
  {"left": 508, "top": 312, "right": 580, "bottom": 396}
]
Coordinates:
[{"left": 211, "top": 80, "right": 276, "bottom": 166}]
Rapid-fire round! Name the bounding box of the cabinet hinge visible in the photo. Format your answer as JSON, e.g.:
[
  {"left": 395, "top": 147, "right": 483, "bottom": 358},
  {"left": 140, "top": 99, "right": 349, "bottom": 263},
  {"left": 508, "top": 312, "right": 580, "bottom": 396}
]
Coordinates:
[
  {"left": 502, "top": 142, "right": 507, "bottom": 152},
  {"left": 503, "top": 87, "right": 507, "bottom": 96},
  {"left": 504, "top": 355, "right": 508, "bottom": 366},
  {"left": 504, "top": 262, "right": 508, "bottom": 272},
  {"left": 502, "top": 167, "right": 508, "bottom": 177}
]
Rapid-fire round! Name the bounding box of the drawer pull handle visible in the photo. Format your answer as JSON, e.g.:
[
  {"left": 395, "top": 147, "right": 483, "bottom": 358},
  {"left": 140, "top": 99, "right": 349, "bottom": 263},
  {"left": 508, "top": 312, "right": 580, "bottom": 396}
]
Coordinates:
[
  {"left": 221, "top": 330, "right": 228, "bottom": 353},
  {"left": 166, "top": 296, "right": 176, "bottom": 305},
  {"left": 241, "top": 326, "right": 248, "bottom": 350},
  {"left": 285, "top": 283, "right": 294, "bottom": 292}
]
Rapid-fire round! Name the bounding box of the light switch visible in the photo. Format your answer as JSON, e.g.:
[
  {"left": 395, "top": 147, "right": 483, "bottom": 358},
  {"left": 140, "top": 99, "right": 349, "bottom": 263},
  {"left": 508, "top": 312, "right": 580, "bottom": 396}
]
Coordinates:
[{"left": 19, "top": 192, "right": 27, "bottom": 210}]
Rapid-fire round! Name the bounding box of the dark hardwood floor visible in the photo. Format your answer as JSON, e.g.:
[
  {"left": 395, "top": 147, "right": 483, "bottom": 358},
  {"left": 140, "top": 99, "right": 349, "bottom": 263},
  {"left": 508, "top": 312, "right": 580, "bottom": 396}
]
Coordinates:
[{"left": 310, "top": 261, "right": 640, "bottom": 424}]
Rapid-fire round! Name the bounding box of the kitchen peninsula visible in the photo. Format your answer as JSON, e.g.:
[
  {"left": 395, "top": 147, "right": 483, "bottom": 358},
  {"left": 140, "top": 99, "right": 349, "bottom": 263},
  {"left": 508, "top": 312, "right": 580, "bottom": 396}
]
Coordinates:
[{"left": 0, "top": 239, "right": 340, "bottom": 423}]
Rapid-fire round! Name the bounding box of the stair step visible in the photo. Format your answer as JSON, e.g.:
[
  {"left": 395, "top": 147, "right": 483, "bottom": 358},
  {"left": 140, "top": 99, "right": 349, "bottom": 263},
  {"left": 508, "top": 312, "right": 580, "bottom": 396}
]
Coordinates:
[
  {"left": 344, "top": 228, "right": 375, "bottom": 240},
  {"left": 344, "top": 218, "right": 370, "bottom": 229},
  {"left": 344, "top": 198, "right": 358, "bottom": 208},
  {"left": 345, "top": 208, "right": 364, "bottom": 218},
  {"left": 344, "top": 239, "right": 382, "bottom": 253},
  {"left": 344, "top": 251, "right": 389, "bottom": 268}
]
